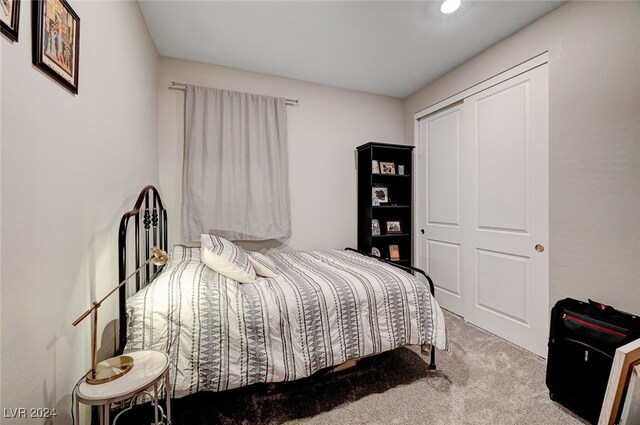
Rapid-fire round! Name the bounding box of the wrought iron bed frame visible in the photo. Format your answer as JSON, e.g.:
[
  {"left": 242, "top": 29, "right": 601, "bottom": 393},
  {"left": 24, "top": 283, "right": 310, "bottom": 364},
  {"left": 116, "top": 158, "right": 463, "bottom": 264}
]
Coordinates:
[
  {"left": 115, "top": 186, "right": 437, "bottom": 370},
  {"left": 117, "top": 185, "right": 168, "bottom": 354}
]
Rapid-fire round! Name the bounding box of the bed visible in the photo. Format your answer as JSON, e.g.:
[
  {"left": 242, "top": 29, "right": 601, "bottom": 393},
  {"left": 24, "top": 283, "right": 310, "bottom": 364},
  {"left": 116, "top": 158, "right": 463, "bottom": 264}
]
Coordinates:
[{"left": 117, "top": 186, "right": 448, "bottom": 399}]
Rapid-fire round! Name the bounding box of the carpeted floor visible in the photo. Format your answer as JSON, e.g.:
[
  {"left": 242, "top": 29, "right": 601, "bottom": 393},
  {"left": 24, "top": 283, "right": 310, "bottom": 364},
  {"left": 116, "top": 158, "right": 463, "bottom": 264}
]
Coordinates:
[{"left": 120, "top": 311, "right": 588, "bottom": 424}]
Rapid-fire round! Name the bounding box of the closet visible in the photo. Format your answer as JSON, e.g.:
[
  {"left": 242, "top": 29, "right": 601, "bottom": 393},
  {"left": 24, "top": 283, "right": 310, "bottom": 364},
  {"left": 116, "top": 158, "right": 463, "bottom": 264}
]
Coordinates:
[{"left": 416, "top": 55, "right": 549, "bottom": 356}]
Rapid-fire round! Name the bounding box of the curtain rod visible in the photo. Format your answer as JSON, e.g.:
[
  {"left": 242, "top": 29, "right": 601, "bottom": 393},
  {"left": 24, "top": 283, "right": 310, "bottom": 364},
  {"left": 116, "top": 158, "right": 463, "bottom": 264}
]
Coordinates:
[{"left": 168, "top": 81, "right": 299, "bottom": 106}]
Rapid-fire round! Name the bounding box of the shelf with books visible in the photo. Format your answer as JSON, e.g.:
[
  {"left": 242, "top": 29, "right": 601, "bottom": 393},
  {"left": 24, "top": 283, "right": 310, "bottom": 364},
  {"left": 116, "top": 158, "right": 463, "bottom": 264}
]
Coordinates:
[{"left": 357, "top": 142, "right": 414, "bottom": 267}]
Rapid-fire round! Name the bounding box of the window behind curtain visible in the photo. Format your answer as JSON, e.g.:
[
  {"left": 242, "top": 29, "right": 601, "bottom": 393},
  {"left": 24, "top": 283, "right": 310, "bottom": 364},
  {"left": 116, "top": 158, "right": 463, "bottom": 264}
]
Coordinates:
[{"left": 183, "top": 85, "right": 291, "bottom": 242}]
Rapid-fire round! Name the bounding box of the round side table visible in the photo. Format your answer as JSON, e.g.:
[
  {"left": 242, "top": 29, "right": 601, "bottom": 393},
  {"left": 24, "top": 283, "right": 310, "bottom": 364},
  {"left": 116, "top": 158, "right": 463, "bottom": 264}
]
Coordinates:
[{"left": 74, "top": 350, "right": 171, "bottom": 425}]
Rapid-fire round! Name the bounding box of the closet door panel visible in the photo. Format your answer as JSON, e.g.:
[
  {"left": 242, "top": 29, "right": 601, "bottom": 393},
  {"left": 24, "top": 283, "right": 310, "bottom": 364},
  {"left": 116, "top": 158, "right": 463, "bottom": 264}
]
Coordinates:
[
  {"left": 418, "top": 105, "right": 463, "bottom": 315},
  {"left": 476, "top": 83, "right": 528, "bottom": 233},
  {"left": 427, "top": 110, "right": 460, "bottom": 226},
  {"left": 462, "top": 64, "right": 549, "bottom": 357},
  {"left": 427, "top": 239, "right": 461, "bottom": 298}
]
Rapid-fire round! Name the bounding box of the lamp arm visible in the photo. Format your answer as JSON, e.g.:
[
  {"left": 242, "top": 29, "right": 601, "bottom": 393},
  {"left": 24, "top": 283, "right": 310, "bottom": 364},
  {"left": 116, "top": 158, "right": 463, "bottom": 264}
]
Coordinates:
[{"left": 72, "top": 256, "right": 156, "bottom": 327}]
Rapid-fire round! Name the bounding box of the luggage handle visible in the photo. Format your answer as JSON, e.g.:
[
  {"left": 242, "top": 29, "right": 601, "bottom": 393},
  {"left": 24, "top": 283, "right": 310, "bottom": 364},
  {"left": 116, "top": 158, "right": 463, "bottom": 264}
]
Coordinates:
[
  {"left": 586, "top": 299, "right": 638, "bottom": 319},
  {"left": 588, "top": 299, "right": 613, "bottom": 312}
]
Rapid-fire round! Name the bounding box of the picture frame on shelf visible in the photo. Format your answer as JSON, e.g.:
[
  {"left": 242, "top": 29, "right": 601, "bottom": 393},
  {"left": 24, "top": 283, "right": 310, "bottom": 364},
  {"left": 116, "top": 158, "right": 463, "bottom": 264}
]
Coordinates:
[
  {"left": 0, "top": 0, "right": 20, "bottom": 41},
  {"left": 398, "top": 165, "right": 405, "bottom": 175},
  {"left": 389, "top": 245, "right": 400, "bottom": 261},
  {"left": 386, "top": 220, "right": 402, "bottom": 234},
  {"left": 32, "top": 0, "right": 80, "bottom": 94},
  {"left": 371, "top": 247, "right": 381, "bottom": 257},
  {"left": 372, "top": 160, "right": 380, "bottom": 174},
  {"left": 380, "top": 162, "right": 395, "bottom": 175},
  {"left": 371, "top": 219, "right": 381, "bottom": 236},
  {"left": 372, "top": 186, "right": 388, "bottom": 204}
]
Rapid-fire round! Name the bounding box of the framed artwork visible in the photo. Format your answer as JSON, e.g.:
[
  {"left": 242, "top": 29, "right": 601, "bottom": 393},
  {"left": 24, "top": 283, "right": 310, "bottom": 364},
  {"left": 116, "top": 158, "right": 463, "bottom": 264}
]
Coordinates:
[
  {"left": 620, "top": 364, "right": 640, "bottom": 424},
  {"left": 599, "top": 338, "right": 640, "bottom": 424},
  {"left": 371, "top": 247, "right": 380, "bottom": 257},
  {"left": 32, "top": 0, "right": 80, "bottom": 94},
  {"left": 372, "top": 160, "right": 380, "bottom": 174},
  {"left": 398, "top": 165, "right": 405, "bottom": 175},
  {"left": 371, "top": 219, "right": 381, "bottom": 236},
  {"left": 389, "top": 244, "right": 400, "bottom": 261},
  {"left": 0, "top": 0, "right": 20, "bottom": 41},
  {"left": 372, "top": 186, "right": 388, "bottom": 204},
  {"left": 386, "top": 220, "right": 402, "bottom": 234},
  {"left": 380, "top": 162, "right": 395, "bottom": 175}
]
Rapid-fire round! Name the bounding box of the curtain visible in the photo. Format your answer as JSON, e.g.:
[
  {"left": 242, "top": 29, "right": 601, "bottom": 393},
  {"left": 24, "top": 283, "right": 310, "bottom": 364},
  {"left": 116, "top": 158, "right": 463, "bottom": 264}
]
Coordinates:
[{"left": 183, "top": 85, "right": 291, "bottom": 241}]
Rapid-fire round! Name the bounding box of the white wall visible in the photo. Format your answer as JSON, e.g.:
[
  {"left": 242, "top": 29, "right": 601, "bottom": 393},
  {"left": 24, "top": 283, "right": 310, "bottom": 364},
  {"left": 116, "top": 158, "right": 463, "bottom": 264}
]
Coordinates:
[
  {"left": 404, "top": 1, "right": 640, "bottom": 313},
  {"left": 159, "top": 57, "right": 404, "bottom": 251},
  {"left": 1, "top": 2, "right": 158, "bottom": 423}
]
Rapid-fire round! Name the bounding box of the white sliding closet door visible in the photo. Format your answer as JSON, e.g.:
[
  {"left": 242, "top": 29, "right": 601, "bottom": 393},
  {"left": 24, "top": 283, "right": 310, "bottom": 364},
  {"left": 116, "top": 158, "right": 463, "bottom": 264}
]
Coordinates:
[
  {"left": 462, "top": 64, "right": 549, "bottom": 357},
  {"left": 417, "top": 60, "right": 549, "bottom": 356},
  {"left": 418, "top": 105, "right": 464, "bottom": 316}
]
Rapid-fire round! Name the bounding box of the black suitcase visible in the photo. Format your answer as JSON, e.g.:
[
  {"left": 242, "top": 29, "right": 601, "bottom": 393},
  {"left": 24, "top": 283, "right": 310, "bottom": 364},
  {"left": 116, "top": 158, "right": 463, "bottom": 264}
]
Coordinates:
[{"left": 546, "top": 298, "right": 640, "bottom": 424}]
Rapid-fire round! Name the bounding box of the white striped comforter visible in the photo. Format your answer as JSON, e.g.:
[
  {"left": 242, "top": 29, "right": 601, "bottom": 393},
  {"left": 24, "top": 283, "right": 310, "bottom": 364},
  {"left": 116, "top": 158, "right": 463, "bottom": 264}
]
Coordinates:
[{"left": 125, "top": 246, "right": 448, "bottom": 398}]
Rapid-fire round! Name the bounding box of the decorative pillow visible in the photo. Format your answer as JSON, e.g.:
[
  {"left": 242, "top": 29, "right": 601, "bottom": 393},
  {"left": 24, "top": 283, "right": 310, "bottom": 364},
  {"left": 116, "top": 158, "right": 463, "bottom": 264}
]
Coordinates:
[
  {"left": 200, "top": 234, "right": 256, "bottom": 284},
  {"left": 246, "top": 251, "right": 280, "bottom": 278}
]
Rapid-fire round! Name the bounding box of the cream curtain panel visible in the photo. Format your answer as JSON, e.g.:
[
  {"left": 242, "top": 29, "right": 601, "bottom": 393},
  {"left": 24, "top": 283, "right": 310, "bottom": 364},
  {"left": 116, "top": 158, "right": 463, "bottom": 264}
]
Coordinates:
[{"left": 183, "top": 85, "right": 291, "bottom": 241}]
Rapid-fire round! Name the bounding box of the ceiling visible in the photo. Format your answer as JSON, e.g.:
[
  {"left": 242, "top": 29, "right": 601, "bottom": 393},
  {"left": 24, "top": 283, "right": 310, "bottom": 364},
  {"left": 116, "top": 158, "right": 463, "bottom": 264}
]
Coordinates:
[{"left": 138, "top": 1, "right": 565, "bottom": 99}]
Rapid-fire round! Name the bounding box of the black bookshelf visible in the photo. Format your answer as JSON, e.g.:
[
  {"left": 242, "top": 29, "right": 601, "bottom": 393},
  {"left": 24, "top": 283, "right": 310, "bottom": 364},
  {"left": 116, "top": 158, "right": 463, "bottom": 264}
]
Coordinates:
[{"left": 356, "top": 142, "right": 414, "bottom": 265}]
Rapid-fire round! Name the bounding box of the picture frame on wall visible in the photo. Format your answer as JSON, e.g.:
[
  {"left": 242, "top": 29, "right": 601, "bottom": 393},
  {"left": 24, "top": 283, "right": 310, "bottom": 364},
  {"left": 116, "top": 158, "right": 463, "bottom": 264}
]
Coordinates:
[
  {"left": 372, "top": 186, "right": 388, "bottom": 204},
  {"left": 386, "top": 220, "right": 402, "bottom": 234},
  {"left": 32, "top": 0, "right": 80, "bottom": 94},
  {"left": 389, "top": 244, "right": 400, "bottom": 261},
  {"left": 380, "top": 162, "right": 395, "bottom": 175},
  {"left": 0, "top": 0, "right": 20, "bottom": 42}
]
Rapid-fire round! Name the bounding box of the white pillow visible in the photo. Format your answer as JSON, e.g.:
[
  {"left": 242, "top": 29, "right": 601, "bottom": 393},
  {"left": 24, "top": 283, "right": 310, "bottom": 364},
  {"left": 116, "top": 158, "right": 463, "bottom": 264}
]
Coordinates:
[
  {"left": 200, "top": 234, "right": 256, "bottom": 284},
  {"left": 246, "top": 251, "right": 280, "bottom": 278}
]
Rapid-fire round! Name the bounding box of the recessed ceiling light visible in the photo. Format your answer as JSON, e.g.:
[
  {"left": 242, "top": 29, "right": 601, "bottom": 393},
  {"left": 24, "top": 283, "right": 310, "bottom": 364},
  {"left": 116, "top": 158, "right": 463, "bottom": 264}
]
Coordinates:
[{"left": 441, "top": 0, "right": 461, "bottom": 14}]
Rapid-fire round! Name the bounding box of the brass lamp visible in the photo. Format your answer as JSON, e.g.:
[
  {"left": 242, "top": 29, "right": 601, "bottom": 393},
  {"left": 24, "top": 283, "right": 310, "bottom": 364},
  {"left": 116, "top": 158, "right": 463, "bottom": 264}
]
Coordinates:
[{"left": 72, "top": 246, "right": 169, "bottom": 384}]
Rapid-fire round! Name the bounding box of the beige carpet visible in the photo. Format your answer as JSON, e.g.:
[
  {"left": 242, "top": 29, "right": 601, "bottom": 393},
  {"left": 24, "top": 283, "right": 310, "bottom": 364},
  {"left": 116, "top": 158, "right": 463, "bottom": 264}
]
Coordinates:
[
  {"left": 121, "top": 311, "right": 589, "bottom": 424},
  {"left": 286, "top": 311, "right": 588, "bottom": 425}
]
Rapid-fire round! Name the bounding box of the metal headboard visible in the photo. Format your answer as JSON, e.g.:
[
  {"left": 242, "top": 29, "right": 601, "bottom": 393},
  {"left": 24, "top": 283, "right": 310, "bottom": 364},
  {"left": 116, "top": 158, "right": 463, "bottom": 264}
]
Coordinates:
[{"left": 117, "top": 185, "right": 168, "bottom": 354}]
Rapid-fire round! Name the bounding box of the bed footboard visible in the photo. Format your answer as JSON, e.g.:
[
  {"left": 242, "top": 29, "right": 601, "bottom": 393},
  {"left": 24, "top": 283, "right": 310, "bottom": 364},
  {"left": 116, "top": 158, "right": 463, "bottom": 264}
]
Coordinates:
[{"left": 344, "top": 247, "right": 437, "bottom": 370}]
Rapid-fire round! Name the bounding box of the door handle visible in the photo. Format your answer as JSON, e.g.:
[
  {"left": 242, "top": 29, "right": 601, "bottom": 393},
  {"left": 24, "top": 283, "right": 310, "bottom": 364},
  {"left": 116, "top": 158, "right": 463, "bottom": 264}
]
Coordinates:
[
  {"left": 421, "top": 229, "right": 425, "bottom": 234},
  {"left": 535, "top": 244, "right": 545, "bottom": 253}
]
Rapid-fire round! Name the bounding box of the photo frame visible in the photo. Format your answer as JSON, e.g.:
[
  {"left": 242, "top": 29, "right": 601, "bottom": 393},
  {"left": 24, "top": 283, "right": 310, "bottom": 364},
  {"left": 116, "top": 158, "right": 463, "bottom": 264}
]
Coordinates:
[
  {"left": 599, "top": 338, "right": 640, "bottom": 424},
  {"left": 389, "top": 244, "right": 400, "bottom": 261},
  {"left": 32, "top": 0, "right": 80, "bottom": 94},
  {"left": 372, "top": 186, "right": 388, "bottom": 204},
  {"left": 398, "top": 165, "right": 405, "bottom": 175},
  {"left": 386, "top": 220, "right": 402, "bottom": 234},
  {"left": 371, "top": 219, "right": 381, "bottom": 236},
  {"left": 372, "top": 160, "right": 380, "bottom": 174},
  {"left": 371, "top": 247, "right": 381, "bottom": 257},
  {"left": 0, "top": 0, "right": 20, "bottom": 41},
  {"left": 380, "top": 162, "right": 395, "bottom": 175}
]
